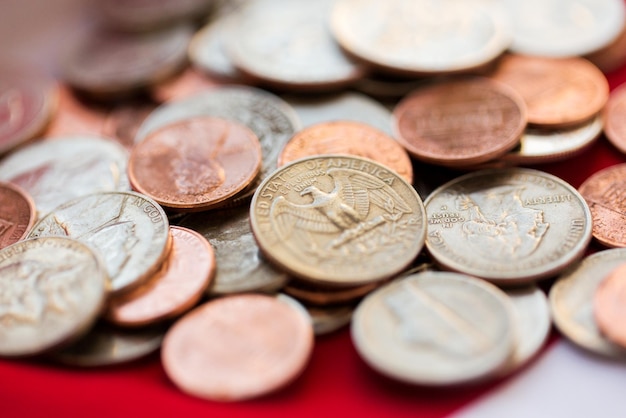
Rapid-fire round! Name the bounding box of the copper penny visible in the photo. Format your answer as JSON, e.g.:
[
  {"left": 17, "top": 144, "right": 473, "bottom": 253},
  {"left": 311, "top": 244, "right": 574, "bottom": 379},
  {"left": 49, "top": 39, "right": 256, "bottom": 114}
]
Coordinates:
[
  {"left": 284, "top": 279, "right": 381, "bottom": 306},
  {"left": 102, "top": 100, "right": 158, "bottom": 150},
  {"left": 579, "top": 163, "right": 626, "bottom": 248},
  {"left": 0, "top": 182, "right": 36, "bottom": 250},
  {"left": 594, "top": 263, "right": 626, "bottom": 348},
  {"left": 392, "top": 77, "right": 526, "bottom": 167},
  {"left": 45, "top": 86, "right": 106, "bottom": 138},
  {"left": 603, "top": 83, "right": 626, "bottom": 155},
  {"left": 490, "top": 54, "right": 609, "bottom": 128},
  {"left": 105, "top": 226, "right": 216, "bottom": 327},
  {"left": 0, "top": 68, "right": 57, "bottom": 155},
  {"left": 161, "top": 293, "right": 314, "bottom": 401},
  {"left": 278, "top": 121, "right": 413, "bottom": 183},
  {"left": 150, "top": 68, "right": 217, "bottom": 103},
  {"left": 128, "top": 116, "right": 262, "bottom": 212}
]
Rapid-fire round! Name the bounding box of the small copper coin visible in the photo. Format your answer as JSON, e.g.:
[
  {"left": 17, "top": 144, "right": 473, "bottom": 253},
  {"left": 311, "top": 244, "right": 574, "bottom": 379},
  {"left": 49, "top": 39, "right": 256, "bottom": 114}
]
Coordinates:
[
  {"left": 284, "top": 279, "right": 381, "bottom": 306},
  {"left": 128, "top": 116, "right": 262, "bottom": 211},
  {"left": 490, "top": 54, "right": 609, "bottom": 128},
  {"left": 603, "top": 83, "right": 626, "bottom": 155},
  {"left": 161, "top": 293, "right": 314, "bottom": 401},
  {"left": 594, "top": 263, "right": 626, "bottom": 348},
  {"left": 278, "top": 121, "right": 413, "bottom": 183},
  {"left": 579, "top": 163, "right": 626, "bottom": 248},
  {"left": 0, "top": 182, "right": 36, "bottom": 250},
  {"left": 105, "top": 226, "right": 216, "bottom": 327},
  {"left": 392, "top": 77, "right": 526, "bottom": 167}
]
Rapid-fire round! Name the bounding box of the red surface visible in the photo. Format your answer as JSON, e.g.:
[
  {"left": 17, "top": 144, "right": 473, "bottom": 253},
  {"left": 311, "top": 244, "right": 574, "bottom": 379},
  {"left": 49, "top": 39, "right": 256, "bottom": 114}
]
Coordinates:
[{"left": 3, "top": 40, "right": 626, "bottom": 418}]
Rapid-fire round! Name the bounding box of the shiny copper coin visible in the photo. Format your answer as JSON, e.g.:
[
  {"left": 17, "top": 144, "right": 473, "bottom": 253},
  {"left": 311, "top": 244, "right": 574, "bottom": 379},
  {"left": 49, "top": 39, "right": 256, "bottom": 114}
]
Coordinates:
[
  {"left": 490, "top": 54, "right": 609, "bottom": 128},
  {"left": 603, "top": 83, "right": 626, "bottom": 155},
  {"left": 161, "top": 293, "right": 314, "bottom": 401},
  {"left": 45, "top": 86, "right": 106, "bottom": 138},
  {"left": 284, "top": 279, "right": 381, "bottom": 306},
  {"left": 579, "top": 163, "right": 626, "bottom": 248},
  {"left": 128, "top": 116, "right": 262, "bottom": 212},
  {"left": 0, "top": 182, "right": 36, "bottom": 250},
  {"left": 392, "top": 77, "right": 526, "bottom": 167},
  {"left": 105, "top": 226, "right": 216, "bottom": 327},
  {"left": 278, "top": 121, "right": 413, "bottom": 183},
  {"left": 594, "top": 263, "right": 626, "bottom": 348}
]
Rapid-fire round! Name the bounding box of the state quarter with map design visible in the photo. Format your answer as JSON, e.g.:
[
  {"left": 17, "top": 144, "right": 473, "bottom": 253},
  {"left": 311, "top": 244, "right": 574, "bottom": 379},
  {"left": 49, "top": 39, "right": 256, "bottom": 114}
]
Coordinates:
[{"left": 250, "top": 155, "right": 426, "bottom": 286}]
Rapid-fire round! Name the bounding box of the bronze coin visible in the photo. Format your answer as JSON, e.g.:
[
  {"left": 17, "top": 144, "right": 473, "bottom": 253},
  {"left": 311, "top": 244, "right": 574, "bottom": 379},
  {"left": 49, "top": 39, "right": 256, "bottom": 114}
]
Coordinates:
[
  {"left": 392, "top": 77, "right": 527, "bottom": 167},
  {"left": 284, "top": 279, "right": 381, "bottom": 306},
  {"left": 105, "top": 226, "right": 216, "bottom": 327},
  {"left": 44, "top": 86, "right": 106, "bottom": 138},
  {"left": 0, "top": 182, "right": 36, "bottom": 250},
  {"left": 161, "top": 294, "right": 314, "bottom": 401},
  {"left": 579, "top": 163, "right": 626, "bottom": 248},
  {"left": 128, "top": 116, "right": 262, "bottom": 211},
  {"left": 603, "top": 83, "right": 626, "bottom": 155},
  {"left": 490, "top": 54, "right": 609, "bottom": 128},
  {"left": 278, "top": 120, "right": 413, "bottom": 183},
  {"left": 594, "top": 263, "right": 626, "bottom": 348}
]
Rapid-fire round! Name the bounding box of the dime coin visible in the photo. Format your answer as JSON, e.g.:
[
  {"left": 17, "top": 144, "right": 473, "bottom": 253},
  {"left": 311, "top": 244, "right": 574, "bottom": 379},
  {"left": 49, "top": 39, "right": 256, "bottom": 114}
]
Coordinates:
[
  {"left": 331, "top": 0, "right": 511, "bottom": 76},
  {"left": 228, "top": 0, "right": 365, "bottom": 91},
  {"left": 0, "top": 182, "right": 36, "bottom": 250},
  {"left": 105, "top": 226, "right": 216, "bottom": 327},
  {"left": 0, "top": 68, "right": 57, "bottom": 155},
  {"left": 502, "top": 0, "right": 626, "bottom": 57},
  {"left": 161, "top": 293, "right": 314, "bottom": 401},
  {"left": 579, "top": 164, "right": 626, "bottom": 248},
  {"left": 490, "top": 54, "right": 609, "bottom": 128},
  {"left": 550, "top": 248, "right": 626, "bottom": 358},
  {"left": 28, "top": 191, "right": 170, "bottom": 295},
  {"left": 351, "top": 271, "right": 515, "bottom": 385},
  {"left": 0, "top": 136, "right": 130, "bottom": 217},
  {"left": 278, "top": 121, "right": 413, "bottom": 183},
  {"left": 250, "top": 155, "right": 427, "bottom": 286},
  {"left": 178, "top": 204, "right": 288, "bottom": 295},
  {"left": 393, "top": 77, "right": 526, "bottom": 167},
  {"left": 0, "top": 237, "right": 107, "bottom": 357},
  {"left": 129, "top": 116, "right": 262, "bottom": 211},
  {"left": 603, "top": 83, "right": 626, "bottom": 155},
  {"left": 44, "top": 86, "right": 106, "bottom": 138},
  {"left": 594, "top": 263, "right": 626, "bottom": 348},
  {"left": 425, "top": 168, "right": 592, "bottom": 284}
]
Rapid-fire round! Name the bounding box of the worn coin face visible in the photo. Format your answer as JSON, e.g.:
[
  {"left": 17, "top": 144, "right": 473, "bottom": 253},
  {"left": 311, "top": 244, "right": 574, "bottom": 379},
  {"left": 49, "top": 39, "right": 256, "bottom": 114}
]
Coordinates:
[
  {"left": 550, "top": 248, "right": 626, "bottom": 358},
  {"left": 178, "top": 204, "right": 288, "bottom": 295},
  {"left": 603, "top": 83, "right": 626, "bottom": 155},
  {"left": 278, "top": 121, "right": 413, "bottom": 183},
  {"left": 0, "top": 136, "right": 130, "bottom": 217},
  {"left": 579, "top": 164, "right": 626, "bottom": 248},
  {"left": 105, "top": 226, "right": 215, "bottom": 327},
  {"left": 593, "top": 263, "right": 626, "bottom": 348},
  {"left": 425, "top": 168, "right": 592, "bottom": 284},
  {"left": 393, "top": 77, "right": 526, "bottom": 166},
  {"left": 28, "top": 191, "right": 170, "bottom": 295},
  {"left": 0, "top": 182, "right": 36, "bottom": 250},
  {"left": 352, "top": 271, "right": 515, "bottom": 385},
  {"left": 490, "top": 55, "right": 609, "bottom": 128},
  {"left": 331, "top": 0, "right": 511, "bottom": 76},
  {"left": 161, "top": 294, "right": 314, "bottom": 401},
  {"left": 250, "top": 155, "right": 426, "bottom": 286},
  {"left": 0, "top": 237, "right": 107, "bottom": 357},
  {"left": 129, "top": 117, "right": 262, "bottom": 211}
]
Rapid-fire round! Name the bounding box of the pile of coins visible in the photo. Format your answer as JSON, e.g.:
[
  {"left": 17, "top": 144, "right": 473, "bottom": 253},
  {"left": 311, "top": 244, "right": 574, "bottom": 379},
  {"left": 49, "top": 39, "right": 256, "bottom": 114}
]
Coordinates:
[{"left": 2, "top": 0, "right": 626, "bottom": 404}]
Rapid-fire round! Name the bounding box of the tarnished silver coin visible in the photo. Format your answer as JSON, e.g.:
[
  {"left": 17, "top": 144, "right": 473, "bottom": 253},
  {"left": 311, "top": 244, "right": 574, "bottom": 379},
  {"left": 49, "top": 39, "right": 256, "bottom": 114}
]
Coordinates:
[
  {"left": 502, "top": 0, "right": 626, "bottom": 57},
  {"left": 178, "top": 205, "right": 288, "bottom": 295},
  {"left": 425, "top": 168, "right": 592, "bottom": 284},
  {"left": 0, "top": 237, "right": 107, "bottom": 357},
  {"left": 227, "top": 0, "right": 364, "bottom": 91},
  {"left": 352, "top": 271, "right": 515, "bottom": 385},
  {"left": 28, "top": 192, "right": 170, "bottom": 295},
  {"left": 0, "top": 136, "right": 130, "bottom": 217},
  {"left": 550, "top": 248, "right": 626, "bottom": 358},
  {"left": 250, "top": 155, "right": 426, "bottom": 286}
]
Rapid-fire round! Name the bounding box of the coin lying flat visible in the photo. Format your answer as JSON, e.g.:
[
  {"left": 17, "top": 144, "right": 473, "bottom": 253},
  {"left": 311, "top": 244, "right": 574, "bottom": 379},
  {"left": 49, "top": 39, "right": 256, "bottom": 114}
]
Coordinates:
[
  {"left": 550, "top": 248, "right": 626, "bottom": 358},
  {"left": 352, "top": 271, "right": 515, "bottom": 386},
  {"left": 603, "top": 83, "right": 626, "bottom": 155},
  {"left": 162, "top": 293, "right": 314, "bottom": 401},
  {"left": 393, "top": 77, "right": 526, "bottom": 167},
  {"left": 594, "top": 263, "right": 626, "bottom": 348},
  {"left": 0, "top": 237, "right": 107, "bottom": 357},
  {"left": 0, "top": 182, "right": 36, "bottom": 250},
  {"left": 105, "top": 226, "right": 215, "bottom": 327},
  {"left": 28, "top": 191, "right": 170, "bottom": 295},
  {"left": 129, "top": 116, "right": 262, "bottom": 211},
  {"left": 0, "top": 136, "right": 130, "bottom": 217},
  {"left": 425, "top": 168, "right": 592, "bottom": 284},
  {"left": 578, "top": 164, "right": 626, "bottom": 248}
]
